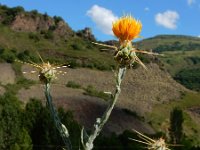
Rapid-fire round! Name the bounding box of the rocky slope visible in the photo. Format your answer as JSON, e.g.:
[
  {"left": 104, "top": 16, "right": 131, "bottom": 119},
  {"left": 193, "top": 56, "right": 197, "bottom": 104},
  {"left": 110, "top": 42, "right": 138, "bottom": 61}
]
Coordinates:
[
  {"left": 12, "top": 61, "right": 186, "bottom": 134},
  {"left": 0, "top": 61, "right": 187, "bottom": 134},
  {"left": 21, "top": 63, "right": 187, "bottom": 116}
]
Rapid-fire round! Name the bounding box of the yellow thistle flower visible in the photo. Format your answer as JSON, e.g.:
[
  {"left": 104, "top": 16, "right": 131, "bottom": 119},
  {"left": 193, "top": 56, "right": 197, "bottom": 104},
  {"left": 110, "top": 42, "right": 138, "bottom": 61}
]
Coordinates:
[
  {"left": 93, "top": 14, "right": 160, "bottom": 68},
  {"left": 112, "top": 15, "right": 142, "bottom": 44}
]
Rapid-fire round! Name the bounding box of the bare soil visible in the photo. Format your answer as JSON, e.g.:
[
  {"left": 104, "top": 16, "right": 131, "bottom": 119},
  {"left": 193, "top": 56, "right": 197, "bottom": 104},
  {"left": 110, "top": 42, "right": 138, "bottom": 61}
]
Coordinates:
[
  {"left": 17, "top": 84, "right": 154, "bottom": 134},
  {"left": 0, "top": 63, "right": 16, "bottom": 85},
  {"left": 22, "top": 63, "right": 187, "bottom": 115},
  {"left": 18, "top": 62, "right": 187, "bottom": 134},
  {"left": 1, "top": 62, "right": 187, "bottom": 135},
  {"left": 0, "top": 86, "right": 5, "bottom": 95}
]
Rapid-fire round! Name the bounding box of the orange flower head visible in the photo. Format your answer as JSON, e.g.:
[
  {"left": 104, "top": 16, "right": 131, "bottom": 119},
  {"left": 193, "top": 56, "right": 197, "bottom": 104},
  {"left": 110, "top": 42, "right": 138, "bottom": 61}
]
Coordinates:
[{"left": 112, "top": 15, "right": 142, "bottom": 43}]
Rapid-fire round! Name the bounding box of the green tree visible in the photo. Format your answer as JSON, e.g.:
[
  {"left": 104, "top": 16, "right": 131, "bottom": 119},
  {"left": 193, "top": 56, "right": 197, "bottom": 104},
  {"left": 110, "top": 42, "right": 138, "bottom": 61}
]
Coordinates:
[
  {"left": 58, "top": 108, "right": 81, "bottom": 150},
  {"left": 175, "top": 68, "right": 200, "bottom": 91},
  {"left": 0, "top": 93, "right": 32, "bottom": 150},
  {"left": 169, "top": 107, "right": 184, "bottom": 144},
  {"left": 23, "top": 99, "right": 81, "bottom": 150},
  {"left": 23, "top": 99, "right": 59, "bottom": 150}
]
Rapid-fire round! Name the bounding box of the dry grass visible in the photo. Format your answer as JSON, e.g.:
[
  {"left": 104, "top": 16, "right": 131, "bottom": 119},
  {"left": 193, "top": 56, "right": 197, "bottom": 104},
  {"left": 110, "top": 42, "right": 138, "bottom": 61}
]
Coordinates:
[
  {"left": 20, "top": 63, "right": 187, "bottom": 117},
  {"left": 20, "top": 62, "right": 187, "bottom": 116},
  {"left": 1, "top": 62, "right": 188, "bottom": 135}
]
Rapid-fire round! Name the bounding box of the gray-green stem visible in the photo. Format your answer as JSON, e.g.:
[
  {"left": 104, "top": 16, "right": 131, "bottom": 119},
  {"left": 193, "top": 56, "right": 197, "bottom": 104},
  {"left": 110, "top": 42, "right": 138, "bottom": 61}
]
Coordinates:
[
  {"left": 81, "top": 67, "right": 127, "bottom": 150},
  {"left": 45, "top": 83, "right": 72, "bottom": 150}
]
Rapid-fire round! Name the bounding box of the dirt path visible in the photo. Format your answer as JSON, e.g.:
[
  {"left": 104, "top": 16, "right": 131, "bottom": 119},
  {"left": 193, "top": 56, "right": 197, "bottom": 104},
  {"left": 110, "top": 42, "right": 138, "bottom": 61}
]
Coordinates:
[
  {"left": 0, "top": 63, "right": 16, "bottom": 85},
  {"left": 0, "top": 86, "right": 5, "bottom": 95}
]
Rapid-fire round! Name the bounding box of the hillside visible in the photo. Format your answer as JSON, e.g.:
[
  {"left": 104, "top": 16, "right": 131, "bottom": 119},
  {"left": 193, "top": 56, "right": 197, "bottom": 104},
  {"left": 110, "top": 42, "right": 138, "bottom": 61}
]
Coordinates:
[
  {"left": 135, "top": 35, "right": 200, "bottom": 91},
  {"left": 0, "top": 62, "right": 187, "bottom": 134},
  {"left": 106, "top": 35, "right": 200, "bottom": 91},
  {"left": 0, "top": 4, "right": 114, "bottom": 71},
  {"left": 136, "top": 35, "right": 200, "bottom": 52},
  {"left": 0, "top": 4, "right": 200, "bottom": 147}
]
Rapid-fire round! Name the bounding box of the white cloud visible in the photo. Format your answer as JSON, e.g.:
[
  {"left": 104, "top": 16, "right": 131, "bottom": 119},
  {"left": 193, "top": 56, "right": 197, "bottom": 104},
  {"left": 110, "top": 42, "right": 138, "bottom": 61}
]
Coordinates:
[
  {"left": 144, "top": 7, "right": 150, "bottom": 11},
  {"left": 87, "top": 5, "right": 118, "bottom": 35},
  {"left": 198, "top": 35, "right": 200, "bottom": 38},
  {"left": 155, "top": 10, "right": 179, "bottom": 29},
  {"left": 187, "top": 0, "right": 196, "bottom": 6}
]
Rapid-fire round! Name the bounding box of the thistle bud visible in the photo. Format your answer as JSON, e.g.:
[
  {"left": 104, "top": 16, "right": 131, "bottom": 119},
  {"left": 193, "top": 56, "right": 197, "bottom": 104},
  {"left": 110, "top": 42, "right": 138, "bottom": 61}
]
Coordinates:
[
  {"left": 114, "top": 41, "right": 137, "bottom": 67},
  {"left": 39, "top": 62, "right": 56, "bottom": 84}
]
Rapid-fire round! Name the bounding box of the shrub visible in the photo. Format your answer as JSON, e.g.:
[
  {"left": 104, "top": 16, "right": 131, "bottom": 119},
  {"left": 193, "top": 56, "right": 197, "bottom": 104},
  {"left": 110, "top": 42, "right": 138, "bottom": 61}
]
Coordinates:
[
  {"left": 66, "top": 81, "right": 81, "bottom": 89},
  {"left": 44, "top": 31, "right": 54, "bottom": 39},
  {"left": 174, "top": 68, "right": 200, "bottom": 91},
  {"left": 53, "top": 16, "right": 63, "bottom": 25},
  {"left": 84, "top": 85, "right": 110, "bottom": 101},
  {"left": 30, "top": 9, "right": 39, "bottom": 19},
  {"left": 1, "top": 6, "right": 25, "bottom": 25},
  {"left": 0, "top": 48, "right": 17, "bottom": 63},
  {"left": 68, "top": 59, "right": 81, "bottom": 68},
  {"left": 16, "top": 77, "right": 36, "bottom": 89},
  {"left": 43, "top": 12, "right": 48, "bottom": 21},
  {"left": 71, "top": 43, "right": 84, "bottom": 50},
  {"left": 28, "top": 32, "right": 40, "bottom": 42},
  {"left": 17, "top": 50, "right": 40, "bottom": 63},
  {"left": 49, "top": 25, "right": 56, "bottom": 31}
]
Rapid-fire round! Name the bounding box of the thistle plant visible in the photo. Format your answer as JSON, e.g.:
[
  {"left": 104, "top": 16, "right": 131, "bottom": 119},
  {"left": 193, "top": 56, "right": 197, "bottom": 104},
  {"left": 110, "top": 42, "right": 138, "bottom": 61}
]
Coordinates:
[
  {"left": 130, "top": 129, "right": 172, "bottom": 150},
  {"left": 17, "top": 15, "right": 163, "bottom": 150},
  {"left": 81, "top": 15, "right": 159, "bottom": 150},
  {"left": 41, "top": 64, "right": 72, "bottom": 150},
  {"left": 16, "top": 54, "right": 72, "bottom": 150}
]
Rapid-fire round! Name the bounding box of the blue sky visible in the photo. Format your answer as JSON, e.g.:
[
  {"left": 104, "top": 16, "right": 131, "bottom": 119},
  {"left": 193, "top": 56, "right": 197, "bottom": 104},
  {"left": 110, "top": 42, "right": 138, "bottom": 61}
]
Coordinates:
[{"left": 0, "top": 0, "right": 200, "bottom": 41}]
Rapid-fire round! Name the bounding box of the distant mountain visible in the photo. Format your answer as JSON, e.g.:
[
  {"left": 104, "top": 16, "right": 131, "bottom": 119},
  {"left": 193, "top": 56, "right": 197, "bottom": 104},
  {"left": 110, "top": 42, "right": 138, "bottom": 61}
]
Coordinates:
[
  {"left": 136, "top": 35, "right": 200, "bottom": 91},
  {"left": 136, "top": 34, "right": 200, "bottom": 52}
]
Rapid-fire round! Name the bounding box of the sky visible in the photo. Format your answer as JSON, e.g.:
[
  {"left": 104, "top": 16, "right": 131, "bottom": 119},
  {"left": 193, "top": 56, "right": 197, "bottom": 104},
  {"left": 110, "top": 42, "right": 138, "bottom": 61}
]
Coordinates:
[{"left": 0, "top": 0, "right": 200, "bottom": 41}]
